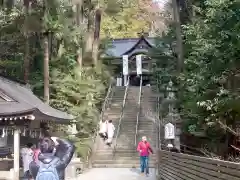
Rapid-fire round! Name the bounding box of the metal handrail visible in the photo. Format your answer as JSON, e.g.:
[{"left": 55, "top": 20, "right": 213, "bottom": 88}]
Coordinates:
[
  {"left": 157, "top": 96, "right": 161, "bottom": 150},
  {"left": 134, "top": 75, "right": 143, "bottom": 146},
  {"left": 86, "top": 79, "right": 114, "bottom": 165},
  {"left": 114, "top": 76, "right": 130, "bottom": 150},
  {"left": 156, "top": 96, "right": 161, "bottom": 175}
]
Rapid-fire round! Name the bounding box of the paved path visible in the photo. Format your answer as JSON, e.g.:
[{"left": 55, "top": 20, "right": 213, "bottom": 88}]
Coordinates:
[{"left": 78, "top": 168, "right": 157, "bottom": 180}]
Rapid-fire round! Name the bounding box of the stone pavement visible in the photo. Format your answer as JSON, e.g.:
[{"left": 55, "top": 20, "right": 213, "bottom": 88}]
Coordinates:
[{"left": 77, "top": 168, "right": 157, "bottom": 180}]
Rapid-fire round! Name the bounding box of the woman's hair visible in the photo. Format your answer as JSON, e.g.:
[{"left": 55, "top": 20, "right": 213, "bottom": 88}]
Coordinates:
[
  {"left": 26, "top": 143, "right": 33, "bottom": 148},
  {"left": 39, "top": 137, "right": 55, "bottom": 153},
  {"left": 108, "top": 120, "right": 112, "bottom": 123}
]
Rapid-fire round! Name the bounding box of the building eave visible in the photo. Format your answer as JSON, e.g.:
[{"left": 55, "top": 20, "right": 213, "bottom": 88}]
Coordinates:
[{"left": 0, "top": 76, "right": 74, "bottom": 124}]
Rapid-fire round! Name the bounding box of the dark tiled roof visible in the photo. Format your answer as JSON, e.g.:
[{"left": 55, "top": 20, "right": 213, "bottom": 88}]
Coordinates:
[
  {"left": 105, "top": 37, "right": 155, "bottom": 57},
  {"left": 0, "top": 76, "right": 74, "bottom": 122}
]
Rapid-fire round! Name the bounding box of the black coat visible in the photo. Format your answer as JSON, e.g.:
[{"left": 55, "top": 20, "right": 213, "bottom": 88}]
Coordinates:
[{"left": 29, "top": 138, "right": 75, "bottom": 180}]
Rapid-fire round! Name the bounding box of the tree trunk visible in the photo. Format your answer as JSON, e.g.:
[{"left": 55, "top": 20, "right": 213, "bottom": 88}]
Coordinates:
[
  {"left": 76, "top": 1, "right": 83, "bottom": 68},
  {"left": 23, "top": 0, "right": 30, "bottom": 83},
  {"left": 43, "top": 34, "right": 49, "bottom": 104},
  {"left": 92, "top": 9, "right": 101, "bottom": 66},
  {"left": 24, "top": 36, "right": 30, "bottom": 83},
  {"left": 172, "top": 0, "right": 183, "bottom": 73},
  {"left": 84, "top": 16, "right": 94, "bottom": 66}
]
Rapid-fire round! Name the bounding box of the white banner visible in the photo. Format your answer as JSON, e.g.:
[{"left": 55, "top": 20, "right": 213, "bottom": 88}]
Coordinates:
[
  {"left": 122, "top": 55, "right": 128, "bottom": 75},
  {"left": 136, "top": 54, "right": 142, "bottom": 75},
  {"left": 164, "top": 123, "right": 175, "bottom": 139}
]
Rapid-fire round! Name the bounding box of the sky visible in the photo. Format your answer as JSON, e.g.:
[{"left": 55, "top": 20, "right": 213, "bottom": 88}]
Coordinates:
[{"left": 152, "top": 0, "right": 168, "bottom": 8}]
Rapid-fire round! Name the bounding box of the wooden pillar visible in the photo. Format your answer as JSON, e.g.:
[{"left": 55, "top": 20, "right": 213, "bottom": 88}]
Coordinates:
[{"left": 13, "top": 128, "right": 20, "bottom": 180}]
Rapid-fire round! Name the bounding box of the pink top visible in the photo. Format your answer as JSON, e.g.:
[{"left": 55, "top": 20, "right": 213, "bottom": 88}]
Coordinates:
[
  {"left": 33, "top": 149, "right": 40, "bottom": 162},
  {"left": 137, "top": 141, "right": 153, "bottom": 156}
]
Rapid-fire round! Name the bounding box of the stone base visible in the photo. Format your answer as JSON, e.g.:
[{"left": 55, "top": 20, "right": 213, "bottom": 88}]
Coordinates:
[{"left": 65, "top": 158, "right": 84, "bottom": 179}]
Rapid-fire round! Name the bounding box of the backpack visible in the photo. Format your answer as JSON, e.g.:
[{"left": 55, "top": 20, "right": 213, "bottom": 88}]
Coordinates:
[{"left": 36, "top": 160, "right": 59, "bottom": 180}]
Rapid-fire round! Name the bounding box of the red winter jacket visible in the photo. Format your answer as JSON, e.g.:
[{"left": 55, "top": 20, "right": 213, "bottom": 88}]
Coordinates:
[{"left": 137, "top": 141, "right": 153, "bottom": 156}]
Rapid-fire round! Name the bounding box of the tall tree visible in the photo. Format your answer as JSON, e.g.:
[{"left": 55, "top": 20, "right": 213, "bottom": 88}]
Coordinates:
[
  {"left": 23, "top": 0, "right": 30, "bottom": 83},
  {"left": 172, "top": 0, "right": 183, "bottom": 72},
  {"left": 92, "top": 8, "right": 101, "bottom": 66},
  {"left": 75, "top": 0, "right": 83, "bottom": 68}
]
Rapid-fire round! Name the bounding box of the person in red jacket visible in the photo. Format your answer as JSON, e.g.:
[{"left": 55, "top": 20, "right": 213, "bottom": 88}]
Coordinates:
[{"left": 137, "top": 136, "right": 153, "bottom": 176}]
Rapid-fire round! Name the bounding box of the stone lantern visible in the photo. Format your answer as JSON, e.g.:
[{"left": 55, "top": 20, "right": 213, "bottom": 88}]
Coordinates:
[{"left": 162, "top": 80, "right": 182, "bottom": 151}]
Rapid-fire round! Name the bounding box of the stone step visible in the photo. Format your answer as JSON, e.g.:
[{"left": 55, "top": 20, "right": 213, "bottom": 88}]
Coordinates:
[
  {"left": 100, "top": 147, "right": 157, "bottom": 155},
  {"left": 123, "top": 114, "right": 138, "bottom": 116},
  {"left": 137, "top": 130, "right": 156, "bottom": 134},
  {"left": 95, "top": 151, "right": 136, "bottom": 156},
  {"left": 94, "top": 153, "right": 156, "bottom": 160},
  {"left": 118, "top": 130, "right": 136, "bottom": 134},
  {"left": 95, "top": 148, "right": 136, "bottom": 153},
  {"left": 109, "top": 104, "right": 123, "bottom": 108},
  {"left": 120, "top": 126, "right": 155, "bottom": 130},
  {"left": 92, "top": 163, "right": 156, "bottom": 168},
  {"left": 94, "top": 154, "right": 156, "bottom": 160},
  {"left": 121, "top": 123, "right": 153, "bottom": 126},
  {"left": 92, "top": 158, "right": 156, "bottom": 164}
]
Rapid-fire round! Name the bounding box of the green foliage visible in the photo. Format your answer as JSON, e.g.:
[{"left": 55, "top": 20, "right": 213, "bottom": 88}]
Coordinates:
[
  {"left": 150, "top": 29, "right": 177, "bottom": 91},
  {"left": 101, "top": 0, "right": 151, "bottom": 38},
  {"left": 50, "top": 65, "right": 109, "bottom": 138},
  {"left": 151, "top": 0, "right": 240, "bottom": 156},
  {"left": 0, "top": 0, "right": 115, "bottom": 159},
  {"left": 179, "top": 0, "right": 240, "bottom": 134}
]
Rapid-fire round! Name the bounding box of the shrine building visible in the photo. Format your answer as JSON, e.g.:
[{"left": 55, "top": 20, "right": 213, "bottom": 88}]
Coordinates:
[
  {"left": 0, "top": 75, "right": 74, "bottom": 180},
  {"left": 104, "top": 33, "right": 156, "bottom": 86}
]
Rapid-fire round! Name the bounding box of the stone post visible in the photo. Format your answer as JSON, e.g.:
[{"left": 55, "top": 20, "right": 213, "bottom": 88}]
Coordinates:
[{"left": 13, "top": 128, "right": 20, "bottom": 180}]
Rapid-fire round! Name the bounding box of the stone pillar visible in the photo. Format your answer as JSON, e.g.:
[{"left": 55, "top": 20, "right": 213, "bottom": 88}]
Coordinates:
[{"left": 13, "top": 128, "right": 20, "bottom": 180}]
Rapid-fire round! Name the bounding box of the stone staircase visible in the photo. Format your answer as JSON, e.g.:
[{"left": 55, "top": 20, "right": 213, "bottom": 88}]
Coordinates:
[
  {"left": 137, "top": 87, "right": 157, "bottom": 150},
  {"left": 92, "top": 86, "right": 157, "bottom": 168},
  {"left": 92, "top": 86, "right": 124, "bottom": 167}
]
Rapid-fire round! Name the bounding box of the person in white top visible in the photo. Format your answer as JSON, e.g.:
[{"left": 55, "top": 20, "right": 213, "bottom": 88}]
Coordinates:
[
  {"left": 99, "top": 120, "right": 108, "bottom": 140},
  {"left": 21, "top": 143, "right": 34, "bottom": 180},
  {"left": 106, "top": 120, "right": 115, "bottom": 146}
]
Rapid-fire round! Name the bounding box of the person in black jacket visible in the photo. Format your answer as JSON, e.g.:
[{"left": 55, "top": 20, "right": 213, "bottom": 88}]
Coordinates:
[{"left": 29, "top": 137, "right": 75, "bottom": 180}]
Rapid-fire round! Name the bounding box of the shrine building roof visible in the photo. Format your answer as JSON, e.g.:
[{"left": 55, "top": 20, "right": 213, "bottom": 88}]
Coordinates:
[
  {"left": 0, "top": 76, "right": 74, "bottom": 123},
  {"left": 105, "top": 36, "right": 155, "bottom": 58}
]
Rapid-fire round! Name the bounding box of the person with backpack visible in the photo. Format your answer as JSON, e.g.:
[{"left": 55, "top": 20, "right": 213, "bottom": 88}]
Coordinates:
[{"left": 29, "top": 136, "right": 75, "bottom": 180}]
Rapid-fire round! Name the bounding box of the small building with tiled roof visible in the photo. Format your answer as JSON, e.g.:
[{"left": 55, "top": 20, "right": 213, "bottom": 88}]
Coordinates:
[
  {"left": 0, "top": 75, "right": 74, "bottom": 179},
  {"left": 0, "top": 76, "right": 73, "bottom": 123}
]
